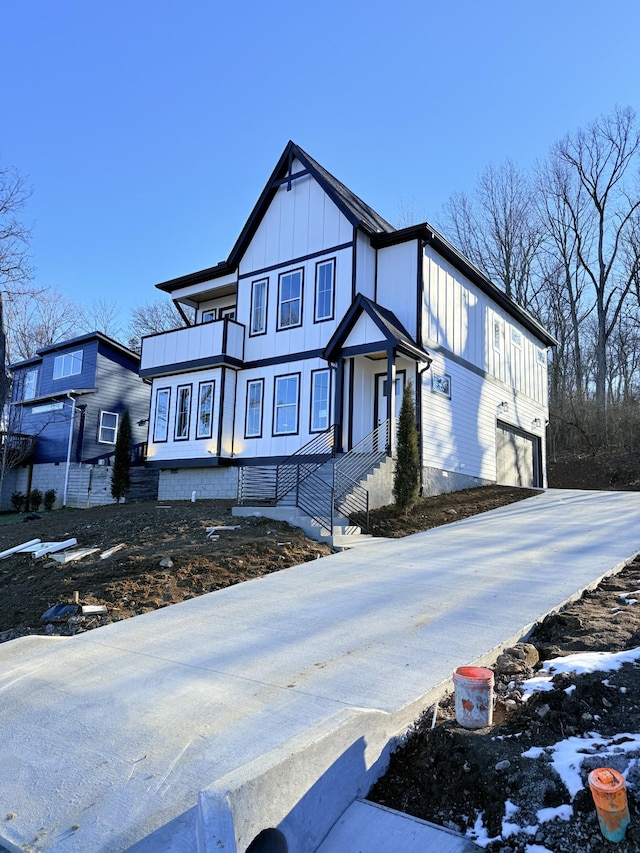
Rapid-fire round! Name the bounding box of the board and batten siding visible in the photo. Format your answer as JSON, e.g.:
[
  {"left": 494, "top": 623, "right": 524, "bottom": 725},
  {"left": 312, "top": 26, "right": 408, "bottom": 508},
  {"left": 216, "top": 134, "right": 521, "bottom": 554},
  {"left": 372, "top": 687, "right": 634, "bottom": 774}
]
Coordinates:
[
  {"left": 237, "top": 246, "right": 353, "bottom": 364},
  {"left": 146, "top": 368, "right": 223, "bottom": 462},
  {"left": 376, "top": 241, "right": 418, "bottom": 340},
  {"left": 422, "top": 351, "right": 547, "bottom": 483},
  {"left": 422, "top": 248, "right": 548, "bottom": 408},
  {"left": 239, "top": 164, "right": 354, "bottom": 276}
]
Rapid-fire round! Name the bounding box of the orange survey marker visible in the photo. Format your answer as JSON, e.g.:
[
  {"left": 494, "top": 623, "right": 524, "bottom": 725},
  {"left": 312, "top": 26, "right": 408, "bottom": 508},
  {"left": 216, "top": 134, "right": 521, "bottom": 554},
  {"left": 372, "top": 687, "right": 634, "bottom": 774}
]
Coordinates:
[{"left": 588, "top": 767, "right": 630, "bottom": 843}]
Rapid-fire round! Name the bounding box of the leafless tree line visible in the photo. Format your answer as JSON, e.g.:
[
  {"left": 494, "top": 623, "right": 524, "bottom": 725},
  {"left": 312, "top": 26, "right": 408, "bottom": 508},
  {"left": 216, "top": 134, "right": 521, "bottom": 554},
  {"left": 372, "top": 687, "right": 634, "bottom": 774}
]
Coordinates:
[{"left": 439, "top": 106, "right": 640, "bottom": 458}]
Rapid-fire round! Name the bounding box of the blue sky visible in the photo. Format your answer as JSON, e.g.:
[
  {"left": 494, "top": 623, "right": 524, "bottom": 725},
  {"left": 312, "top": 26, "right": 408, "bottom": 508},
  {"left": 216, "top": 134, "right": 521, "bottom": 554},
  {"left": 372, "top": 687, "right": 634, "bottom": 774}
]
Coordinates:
[{"left": 4, "top": 0, "right": 640, "bottom": 326}]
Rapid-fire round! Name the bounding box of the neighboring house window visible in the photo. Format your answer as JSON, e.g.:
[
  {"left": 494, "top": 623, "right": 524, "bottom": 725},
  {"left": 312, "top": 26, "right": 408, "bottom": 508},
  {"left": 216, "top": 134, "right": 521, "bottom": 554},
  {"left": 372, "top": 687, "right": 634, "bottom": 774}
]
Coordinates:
[
  {"left": 202, "top": 309, "right": 216, "bottom": 323},
  {"left": 250, "top": 279, "right": 268, "bottom": 335},
  {"left": 175, "top": 385, "right": 192, "bottom": 440},
  {"left": 277, "top": 269, "right": 303, "bottom": 330},
  {"left": 196, "top": 381, "right": 215, "bottom": 439},
  {"left": 245, "top": 379, "right": 264, "bottom": 438},
  {"left": 221, "top": 306, "right": 236, "bottom": 320},
  {"left": 53, "top": 350, "right": 83, "bottom": 379},
  {"left": 153, "top": 388, "right": 170, "bottom": 442},
  {"left": 310, "top": 369, "right": 330, "bottom": 432},
  {"left": 98, "top": 411, "right": 119, "bottom": 444},
  {"left": 315, "top": 259, "right": 335, "bottom": 322},
  {"left": 23, "top": 369, "right": 38, "bottom": 400},
  {"left": 273, "top": 374, "right": 299, "bottom": 435},
  {"left": 511, "top": 328, "right": 522, "bottom": 347}
]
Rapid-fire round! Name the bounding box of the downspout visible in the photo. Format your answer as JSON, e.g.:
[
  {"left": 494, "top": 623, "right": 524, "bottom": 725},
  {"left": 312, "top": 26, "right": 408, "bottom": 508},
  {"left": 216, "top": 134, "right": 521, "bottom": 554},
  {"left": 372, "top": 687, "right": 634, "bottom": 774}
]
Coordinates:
[{"left": 63, "top": 391, "right": 76, "bottom": 507}]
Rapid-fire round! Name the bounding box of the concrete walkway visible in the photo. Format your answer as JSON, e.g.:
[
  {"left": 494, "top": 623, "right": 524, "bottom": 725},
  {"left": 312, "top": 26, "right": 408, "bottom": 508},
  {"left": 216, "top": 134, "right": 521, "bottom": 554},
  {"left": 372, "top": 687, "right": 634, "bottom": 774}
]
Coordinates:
[{"left": 1, "top": 489, "right": 640, "bottom": 853}]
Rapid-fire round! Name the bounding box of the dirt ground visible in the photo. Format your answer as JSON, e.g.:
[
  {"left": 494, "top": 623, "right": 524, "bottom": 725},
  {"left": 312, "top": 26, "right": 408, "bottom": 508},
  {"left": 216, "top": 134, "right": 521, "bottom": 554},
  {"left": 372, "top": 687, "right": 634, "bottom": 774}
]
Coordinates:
[
  {"left": 0, "top": 485, "right": 531, "bottom": 641},
  {"left": 369, "top": 557, "right": 640, "bottom": 852}
]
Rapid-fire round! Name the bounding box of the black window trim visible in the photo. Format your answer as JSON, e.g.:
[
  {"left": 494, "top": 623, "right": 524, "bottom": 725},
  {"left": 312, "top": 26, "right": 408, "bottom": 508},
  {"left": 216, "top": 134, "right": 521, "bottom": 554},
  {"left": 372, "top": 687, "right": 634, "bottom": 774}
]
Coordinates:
[
  {"left": 153, "top": 387, "right": 171, "bottom": 444},
  {"left": 244, "top": 378, "right": 265, "bottom": 439},
  {"left": 249, "top": 278, "right": 269, "bottom": 337},
  {"left": 272, "top": 372, "right": 301, "bottom": 436},
  {"left": 276, "top": 267, "right": 304, "bottom": 332},
  {"left": 174, "top": 383, "right": 193, "bottom": 442},
  {"left": 314, "top": 257, "right": 336, "bottom": 323},
  {"left": 309, "top": 368, "right": 332, "bottom": 433},
  {"left": 196, "top": 380, "right": 215, "bottom": 440}
]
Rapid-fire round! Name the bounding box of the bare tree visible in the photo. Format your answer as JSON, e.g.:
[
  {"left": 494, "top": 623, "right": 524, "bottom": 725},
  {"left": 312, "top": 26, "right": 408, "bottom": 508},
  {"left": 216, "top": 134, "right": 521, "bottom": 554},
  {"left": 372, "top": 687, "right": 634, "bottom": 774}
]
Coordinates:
[
  {"left": 548, "top": 106, "right": 640, "bottom": 439},
  {"left": 0, "top": 164, "right": 33, "bottom": 407},
  {"left": 127, "top": 298, "right": 191, "bottom": 353},
  {"left": 5, "top": 287, "right": 85, "bottom": 362},
  {"left": 442, "top": 160, "right": 544, "bottom": 310},
  {"left": 84, "top": 298, "right": 124, "bottom": 340}
]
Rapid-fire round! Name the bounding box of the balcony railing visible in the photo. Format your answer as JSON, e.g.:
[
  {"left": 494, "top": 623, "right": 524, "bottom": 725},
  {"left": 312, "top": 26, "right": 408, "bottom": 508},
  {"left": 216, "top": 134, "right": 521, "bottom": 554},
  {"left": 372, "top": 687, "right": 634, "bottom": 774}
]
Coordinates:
[
  {"left": 0, "top": 431, "right": 36, "bottom": 468},
  {"left": 140, "top": 319, "right": 244, "bottom": 377}
]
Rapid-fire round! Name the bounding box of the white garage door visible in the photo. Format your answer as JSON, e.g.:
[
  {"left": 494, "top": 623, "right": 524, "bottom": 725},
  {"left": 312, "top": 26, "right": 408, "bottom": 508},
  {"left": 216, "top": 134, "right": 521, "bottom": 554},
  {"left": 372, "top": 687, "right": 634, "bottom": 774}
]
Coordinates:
[{"left": 496, "top": 423, "right": 541, "bottom": 488}]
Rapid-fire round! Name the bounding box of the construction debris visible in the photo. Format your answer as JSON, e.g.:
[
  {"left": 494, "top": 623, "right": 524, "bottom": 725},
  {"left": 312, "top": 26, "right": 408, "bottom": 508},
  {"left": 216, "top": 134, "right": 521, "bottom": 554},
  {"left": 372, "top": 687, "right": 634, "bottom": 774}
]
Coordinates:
[
  {"left": 81, "top": 605, "right": 108, "bottom": 616},
  {"left": 0, "top": 538, "right": 42, "bottom": 560},
  {"left": 42, "top": 604, "right": 79, "bottom": 622},
  {"left": 51, "top": 547, "right": 99, "bottom": 564},
  {"left": 99, "top": 543, "right": 126, "bottom": 560}
]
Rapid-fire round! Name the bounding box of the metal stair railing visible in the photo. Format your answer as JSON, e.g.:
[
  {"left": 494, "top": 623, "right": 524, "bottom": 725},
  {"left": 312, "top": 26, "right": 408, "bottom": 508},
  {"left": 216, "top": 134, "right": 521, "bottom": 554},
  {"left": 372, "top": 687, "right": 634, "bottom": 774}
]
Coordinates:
[
  {"left": 275, "top": 424, "right": 337, "bottom": 502},
  {"left": 296, "top": 471, "right": 334, "bottom": 534},
  {"left": 237, "top": 466, "right": 278, "bottom": 505},
  {"left": 334, "top": 469, "right": 369, "bottom": 533},
  {"left": 333, "top": 420, "right": 390, "bottom": 487}
]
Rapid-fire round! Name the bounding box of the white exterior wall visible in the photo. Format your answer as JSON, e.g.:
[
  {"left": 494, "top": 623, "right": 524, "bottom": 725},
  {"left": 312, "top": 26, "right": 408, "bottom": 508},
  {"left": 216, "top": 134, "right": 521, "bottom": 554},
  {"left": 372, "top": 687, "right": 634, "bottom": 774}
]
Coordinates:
[
  {"left": 233, "top": 357, "right": 333, "bottom": 459},
  {"left": 422, "top": 248, "right": 548, "bottom": 406},
  {"left": 354, "top": 230, "right": 376, "bottom": 299},
  {"left": 146, "top": 368, "right": 223, "bottom": 464},
  {"left": 239, "top": 165, "right": 353, "bottom": 274},
  {"left": 376, "top": 241, "right": 418, "bottom": 338}
]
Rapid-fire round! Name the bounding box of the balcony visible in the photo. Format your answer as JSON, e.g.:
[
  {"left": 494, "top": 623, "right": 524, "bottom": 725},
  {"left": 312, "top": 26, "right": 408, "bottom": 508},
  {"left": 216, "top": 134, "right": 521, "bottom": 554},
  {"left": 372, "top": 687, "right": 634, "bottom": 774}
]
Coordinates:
[{"left": 140, "top": 320, "right": 245, "bottom": 378}]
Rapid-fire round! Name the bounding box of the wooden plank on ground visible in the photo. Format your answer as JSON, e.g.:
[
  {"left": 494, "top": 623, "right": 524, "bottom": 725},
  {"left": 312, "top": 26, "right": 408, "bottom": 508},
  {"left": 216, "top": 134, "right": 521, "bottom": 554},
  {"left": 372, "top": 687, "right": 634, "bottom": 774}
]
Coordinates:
[
  {"left": 31, "top": 539, "right": 78, "bottom": 559},
  {"left": 51, "top": 547, "right": 99, "bottom": 564}
]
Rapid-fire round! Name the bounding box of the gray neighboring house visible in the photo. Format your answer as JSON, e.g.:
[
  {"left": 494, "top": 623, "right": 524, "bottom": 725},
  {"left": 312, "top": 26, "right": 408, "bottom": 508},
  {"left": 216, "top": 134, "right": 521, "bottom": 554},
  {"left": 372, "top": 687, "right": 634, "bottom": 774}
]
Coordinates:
[{"left": 4, "top": 332, "right": 154, "bottom": 509}]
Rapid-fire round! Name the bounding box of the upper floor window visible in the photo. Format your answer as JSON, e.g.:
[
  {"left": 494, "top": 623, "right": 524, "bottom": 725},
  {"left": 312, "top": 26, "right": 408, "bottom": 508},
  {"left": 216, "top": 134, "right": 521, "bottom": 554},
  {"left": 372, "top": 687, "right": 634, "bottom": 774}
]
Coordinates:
[
  {"left": 273, "top": 374, "right": 299, "bottom": 435},
  {"left": 196, "top": 381, "right": 214, "bottom": 439},
  {"left": 277, "top": 269, "right": 303, "bottom": 330},
  {"left": 315, "top": 259, "right": 335, "bottom": 322},
  {"left": 23, "top": 369, "right": 38, "bottom": 400},
  {"left": 245, "top": 379, "right": 264, "bottom": 438},
  {"left": 511, "top": 328, "right": 522, "bottom": 348},
  {"left": 250, "top": 279, "right": 268, "bottom": 335},
  {"left": 202, "top": 309, "right": 216, "bottom": 323},
  {"left": 221, "top": 306, "right": 236, "bottom": 320},
  {"left": 98, "top": 411, "right": 119, "bottom": 444},
  {"left": 310, "top": 369, "right": 330, "bottom": 432},
  {"left": 153, "top": 388, "right": 171, "bottom": 442},
  {"left": 175, "top": 384, "right": 192, "bottom": 440},
  {"left": 53, "top": 350, "right": 83, "bottom": 379},
  {"left": 493, "top": 319, "right": 501, "bottom": 351}
]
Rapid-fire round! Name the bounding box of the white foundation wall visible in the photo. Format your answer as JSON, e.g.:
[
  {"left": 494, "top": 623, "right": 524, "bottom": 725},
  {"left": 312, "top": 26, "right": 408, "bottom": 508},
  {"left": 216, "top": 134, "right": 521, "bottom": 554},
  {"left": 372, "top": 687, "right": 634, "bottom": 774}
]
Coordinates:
[
  {"left": 158, "top": 466, "right": 239, "bottom": 501},
  {"left": 2, "top": 464, "right": 117, "bottom": 510}
]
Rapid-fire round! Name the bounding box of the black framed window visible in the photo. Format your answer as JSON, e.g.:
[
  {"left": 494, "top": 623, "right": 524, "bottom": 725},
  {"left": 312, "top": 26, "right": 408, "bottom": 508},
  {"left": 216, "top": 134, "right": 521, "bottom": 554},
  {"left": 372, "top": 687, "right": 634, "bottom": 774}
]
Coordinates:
[
  {"left": 153, "top": 388, "right": 171, "bottom": 442},
  {"left": 310, "top": 369, "right": 330, "bottom": 432},
  {"left": 277, "top": 269, "right": 303, "bottom": 330},
  {"left": 273, "top": 374, "right": 299, "bottom": 435},
  {"left": 250, "top": 279, "right": 268, "bottom": 335},
  {"left": 314, "top": 259, "right": 335, "bottom": 322},
  {"left": 245, "top": 379, "right": 264, "bottom": 438},
  {"left": 196, "top": 381, "right": 215, "bottom": 439},
  {"left": 175, "top": 385, "right": 192, "bottom": 440}
]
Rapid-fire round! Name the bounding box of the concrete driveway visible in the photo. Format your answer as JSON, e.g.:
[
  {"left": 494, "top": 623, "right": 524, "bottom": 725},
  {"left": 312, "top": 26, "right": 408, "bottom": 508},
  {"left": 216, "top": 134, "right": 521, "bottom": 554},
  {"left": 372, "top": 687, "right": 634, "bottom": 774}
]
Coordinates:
[{"left": 1, "top": 489, "right": 639, "bottom": 852}]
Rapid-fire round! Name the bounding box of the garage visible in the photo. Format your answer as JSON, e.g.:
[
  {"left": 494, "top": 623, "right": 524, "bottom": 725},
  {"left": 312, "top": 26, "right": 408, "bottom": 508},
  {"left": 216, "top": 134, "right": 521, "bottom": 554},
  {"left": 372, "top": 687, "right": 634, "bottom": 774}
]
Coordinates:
[{"left": 496, "top": 422, "right": 542, "bottom": 488}]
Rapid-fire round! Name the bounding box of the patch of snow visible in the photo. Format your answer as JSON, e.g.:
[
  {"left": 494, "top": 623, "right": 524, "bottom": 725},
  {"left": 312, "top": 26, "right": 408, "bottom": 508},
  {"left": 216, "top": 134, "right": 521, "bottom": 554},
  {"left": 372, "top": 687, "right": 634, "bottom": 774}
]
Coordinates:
[
  {"left": 526, "top": 845, "right": 555, "bottom": 853},
  {"left": 524, "top": 732, "right": 640, "bottom": 799},
  {"left": 466, "top": 812, "right": 501, "bottom": 848},
  {"left": 522, "top": 646, "right": 640, "bottom": 700},
  {"left": 536, "top": 804, "right": 573, "bottom": 823}
]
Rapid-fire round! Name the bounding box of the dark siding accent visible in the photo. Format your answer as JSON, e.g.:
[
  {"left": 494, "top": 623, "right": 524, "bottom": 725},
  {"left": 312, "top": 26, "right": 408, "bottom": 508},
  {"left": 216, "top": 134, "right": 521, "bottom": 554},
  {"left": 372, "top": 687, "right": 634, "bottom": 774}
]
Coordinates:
[
  {"left": 39, "top": 340, "right": 98, "bottom": 398},
  {"left": 351, "top": 226, "right": 358, "bottom": 302},
  {"left": 347, "top": 359, "right": 354, "bottom": 450},
  {"left": 238, "top": 242, "right": 353, "bottom": 281},
  {"left": 217, "top": 367, "right": 227, "bottom": 453}
]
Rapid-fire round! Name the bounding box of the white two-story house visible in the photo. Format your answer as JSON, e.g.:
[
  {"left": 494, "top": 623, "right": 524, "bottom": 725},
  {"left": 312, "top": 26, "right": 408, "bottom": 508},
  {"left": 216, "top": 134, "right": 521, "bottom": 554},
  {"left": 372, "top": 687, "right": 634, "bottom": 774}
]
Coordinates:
[{"left": 140, "top": 141, "right": 554, "bottom": 532}]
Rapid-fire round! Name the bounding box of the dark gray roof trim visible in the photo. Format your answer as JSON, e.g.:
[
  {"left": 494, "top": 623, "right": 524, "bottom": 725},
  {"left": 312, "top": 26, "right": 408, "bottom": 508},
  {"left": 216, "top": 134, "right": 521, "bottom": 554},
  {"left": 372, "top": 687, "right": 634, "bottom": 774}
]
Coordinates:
[
  {"left": 324, "top": 293, "right": 431, "bottom": 365},
  {"left": 8, "top": 332, "right": 140, "bottom": 370}
]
